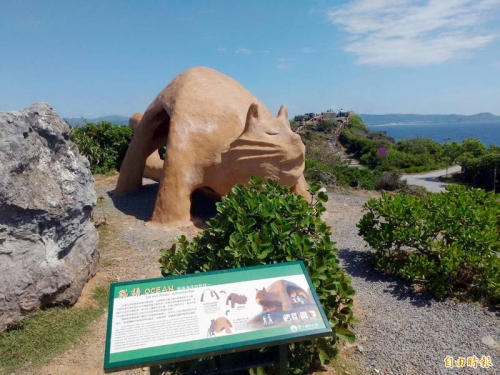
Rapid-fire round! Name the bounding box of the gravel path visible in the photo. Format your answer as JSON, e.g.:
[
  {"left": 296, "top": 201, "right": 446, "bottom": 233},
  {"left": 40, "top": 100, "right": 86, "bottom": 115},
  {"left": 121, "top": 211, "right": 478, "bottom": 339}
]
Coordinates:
[
  {"left": 324, "top": 193, "right": 499, "bottom": 375},
  {"left": 401, "top": 166, "right": 462, "bottom": 193}
]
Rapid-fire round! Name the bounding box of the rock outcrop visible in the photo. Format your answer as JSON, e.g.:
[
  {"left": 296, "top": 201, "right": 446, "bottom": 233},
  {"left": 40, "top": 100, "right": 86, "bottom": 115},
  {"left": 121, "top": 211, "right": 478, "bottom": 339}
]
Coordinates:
[
  {"left": 116, "top": 67, "right": 311, "bottom": 227},
  {"left": 0, "top": 102, "right": 99, "bottom": 332}
]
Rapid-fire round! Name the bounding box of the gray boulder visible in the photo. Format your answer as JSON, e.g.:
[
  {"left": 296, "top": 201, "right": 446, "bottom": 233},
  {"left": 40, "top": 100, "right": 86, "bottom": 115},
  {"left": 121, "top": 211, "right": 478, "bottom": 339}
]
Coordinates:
[{"left": 0, "top": 102, "right": 99, "bottom": 332}]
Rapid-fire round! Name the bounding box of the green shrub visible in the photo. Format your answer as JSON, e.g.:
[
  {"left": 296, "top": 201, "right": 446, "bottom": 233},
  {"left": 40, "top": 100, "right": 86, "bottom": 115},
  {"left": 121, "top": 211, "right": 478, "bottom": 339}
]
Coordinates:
[
  {"left": 374, "top": 170, "right": 406, "bottom": 191},
  {"left": 346, "top": 114, "right": 369, "bottom": 132},
  {"left": 458, "top": 146, "right": 500, "bottom": 191},
  {"left": 315, "top": 119, "right": 336, "bottom": 132},
  {"left": 357, "top": 186, "right": 500, "bottom": 303},
  {"left": 344, "top": 167, "right": 377, "bottom": 190},
  {"left": 338, "top": 131, "right": 375, "bottom": 158},
  {"left": 399, "top": 164, "right": 446, "bottom": 173},
  {"left": 70, "top": 121, "right": 133, "bottom": 174},
  {"left": 396, "top": 138, "right": 443, "bottom": 157},
  {"left": 159, "top": 178, "right": 356, "bottom": 374},
  {"left": 461, "top": 138, "right": 487, "bottom": 158}
]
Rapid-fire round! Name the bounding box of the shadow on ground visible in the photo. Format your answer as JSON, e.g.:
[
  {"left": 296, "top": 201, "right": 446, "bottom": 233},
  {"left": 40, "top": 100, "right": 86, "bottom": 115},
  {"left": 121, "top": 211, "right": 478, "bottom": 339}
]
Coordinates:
[
  {"left": 338, "top": 248, "right": 440, "bottom": 308},
  {"left": 108, "top": 183, "right": 158, "bottom": 222},
  {"left": 108, "top": 183, "right": 217, "bottom": 223}
]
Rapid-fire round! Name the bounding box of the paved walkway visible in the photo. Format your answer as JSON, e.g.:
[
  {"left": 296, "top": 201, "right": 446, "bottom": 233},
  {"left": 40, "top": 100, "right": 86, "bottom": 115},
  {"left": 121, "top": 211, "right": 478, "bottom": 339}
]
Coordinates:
[{"left": 401, "top": 165, "right": 462, "bottom": 193}]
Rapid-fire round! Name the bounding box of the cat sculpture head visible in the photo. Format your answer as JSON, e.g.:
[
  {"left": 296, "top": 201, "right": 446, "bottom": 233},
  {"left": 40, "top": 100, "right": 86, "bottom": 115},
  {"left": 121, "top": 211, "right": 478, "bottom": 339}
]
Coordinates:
[
  {"left": 223, "top": 103, "right": 306, "bottom": 188},
  {"left": 255, "top": 287, "right": 267, "bottom": 303}
]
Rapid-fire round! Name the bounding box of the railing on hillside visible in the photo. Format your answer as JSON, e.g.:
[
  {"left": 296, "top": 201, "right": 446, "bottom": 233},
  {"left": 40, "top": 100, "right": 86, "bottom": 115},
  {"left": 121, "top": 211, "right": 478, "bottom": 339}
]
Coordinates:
[
  {"left": 295, "top": 111, "right": 350, "bottom": 135},
  {"left": 295, "top": 115, "right": 323, "bottom": 133},
  {"left": 334, "top": 113, "right": 350, "bottom": 149}
]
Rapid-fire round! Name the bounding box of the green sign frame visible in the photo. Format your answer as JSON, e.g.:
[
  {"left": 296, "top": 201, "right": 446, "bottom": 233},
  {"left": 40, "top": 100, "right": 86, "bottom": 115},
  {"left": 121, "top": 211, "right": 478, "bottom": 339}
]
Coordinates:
[{"left": 104, "top": 261, "right": 332, "bottom": 372}]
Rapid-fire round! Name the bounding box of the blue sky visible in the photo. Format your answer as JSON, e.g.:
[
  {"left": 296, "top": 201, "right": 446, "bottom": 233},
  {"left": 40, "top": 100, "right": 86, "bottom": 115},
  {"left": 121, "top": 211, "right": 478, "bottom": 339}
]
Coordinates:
[{"left": 2, "top": 0, "right": 500, "bottom": 118}]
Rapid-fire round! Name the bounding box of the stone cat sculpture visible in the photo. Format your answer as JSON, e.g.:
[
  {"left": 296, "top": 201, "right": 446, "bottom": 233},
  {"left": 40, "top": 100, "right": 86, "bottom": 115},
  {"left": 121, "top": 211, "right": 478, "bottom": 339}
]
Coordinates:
[
  {"left": 255, "top": 280, "right": 311, "bottom": 312},
  {"left": 115, "top": 66, "right": 311, "bottom": 227}
]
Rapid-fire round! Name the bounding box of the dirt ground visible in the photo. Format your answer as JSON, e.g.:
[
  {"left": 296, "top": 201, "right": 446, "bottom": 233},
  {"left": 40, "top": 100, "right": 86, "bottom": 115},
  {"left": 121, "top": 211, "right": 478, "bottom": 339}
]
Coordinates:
[{"left": 35, "top": 174, "right": 375, "bottom": 375}]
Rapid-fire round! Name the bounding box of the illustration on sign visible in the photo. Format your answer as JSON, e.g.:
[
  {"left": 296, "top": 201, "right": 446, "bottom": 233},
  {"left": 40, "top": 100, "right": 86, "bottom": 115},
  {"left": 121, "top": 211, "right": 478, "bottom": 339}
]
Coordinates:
[
  {"left": 207, "top": 317, "right": 233, "bottom": 337},
  {"left": 226, "top": 293, "right": 247, "bottom": 308},
  {"left": 250, "top": 279, "right": 320, "bottom": 330},
  {"left": 200, "top": 289, "right": 219, "bottom": 302}
]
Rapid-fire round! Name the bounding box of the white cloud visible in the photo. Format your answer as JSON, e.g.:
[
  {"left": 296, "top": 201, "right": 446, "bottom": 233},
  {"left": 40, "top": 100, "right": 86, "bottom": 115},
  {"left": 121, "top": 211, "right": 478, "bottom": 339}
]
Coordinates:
[
  {"left": 301, "top": 47, "right": 315, "bottom": 53},
  {"left": 276, "top": 57, "right": 292, "bottom": 69},
  {"left": 236, "top": 48, "right": 252, "bottom": 54},
  {"left": 217, "top": 47, "right": 226, "bottom": 52},
  {"left": 327, "top": 0, "right": 500, "bottom": 66}
]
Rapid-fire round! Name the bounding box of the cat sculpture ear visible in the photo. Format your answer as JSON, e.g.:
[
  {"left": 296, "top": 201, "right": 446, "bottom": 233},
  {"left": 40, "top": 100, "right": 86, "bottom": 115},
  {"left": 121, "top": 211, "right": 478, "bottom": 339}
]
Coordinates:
[
  {"left": 277, "top": 105, "right": 288, "bottom": 121},
  {"left": 241, "top": 103, "right": 260, "bottom": 135}
]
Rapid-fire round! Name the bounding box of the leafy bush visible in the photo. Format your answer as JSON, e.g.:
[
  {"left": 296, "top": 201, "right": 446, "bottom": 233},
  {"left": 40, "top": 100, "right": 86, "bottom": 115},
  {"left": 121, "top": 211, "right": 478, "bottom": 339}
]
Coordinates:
[
  {"left": 461, "top": 138, "right": 487, "bottom": 158},
  {"left": 357, "top": 186, "right": 500, "bottom": 303},
  {"left": 315, "top": 119, "right": 336, "bottom": 132},
  {"left": 399, "top": 164, "right": 446, "bottom": 174},
  {"left": 338, "top": 131, "right": 376, "bottom": 158},
  {"left": 343, "top": 167, "right": 377, "bottom": 190},
  {"left": 396, "top": 138, "right": 442, "bottom": 157},
  {"left": 347, "top": 114, "right": 369, "bottom": 132},
  {"left": 70, "top": 121, "right": 133, "bottom": 174},
  {"left": 457, "top": 145, "right": 500, "bottom": 191},
  {"left": 374, "top": 170, "right": 406, "bottom": 191},
  {"left": 159, "top": 178, "right": 356, "bottom": 374},
  {"left": 381, "top": 148, "right": 438, "bottom": 170}
]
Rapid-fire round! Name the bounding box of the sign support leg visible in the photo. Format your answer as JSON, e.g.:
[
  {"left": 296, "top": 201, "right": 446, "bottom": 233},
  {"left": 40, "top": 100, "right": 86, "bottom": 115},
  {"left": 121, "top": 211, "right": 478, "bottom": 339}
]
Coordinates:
[
  {"left": 150, "top": 365, "right": 161, "bottom": 375},
  {"left": 279, "top": 344, "right": 287, "bottom": 375}
]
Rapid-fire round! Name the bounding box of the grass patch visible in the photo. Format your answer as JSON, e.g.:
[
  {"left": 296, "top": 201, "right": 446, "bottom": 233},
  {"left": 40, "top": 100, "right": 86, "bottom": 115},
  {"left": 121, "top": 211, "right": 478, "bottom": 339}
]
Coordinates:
[{"left": 0, "top": 285, "right": 109, "bottom": 374}]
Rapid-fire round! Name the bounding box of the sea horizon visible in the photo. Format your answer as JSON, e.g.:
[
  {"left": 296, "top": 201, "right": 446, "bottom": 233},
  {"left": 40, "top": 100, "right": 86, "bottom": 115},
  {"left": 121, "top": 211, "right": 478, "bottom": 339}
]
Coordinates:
[{"left": 367, "top": 121, "right": 500, "bottom": 146}]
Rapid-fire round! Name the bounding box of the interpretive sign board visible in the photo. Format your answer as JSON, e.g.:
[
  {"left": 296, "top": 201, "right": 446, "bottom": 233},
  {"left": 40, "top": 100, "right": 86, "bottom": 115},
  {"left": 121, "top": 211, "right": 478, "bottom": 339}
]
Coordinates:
[{"left": 104, "top": 261, "right": 331, "bottom": 372}]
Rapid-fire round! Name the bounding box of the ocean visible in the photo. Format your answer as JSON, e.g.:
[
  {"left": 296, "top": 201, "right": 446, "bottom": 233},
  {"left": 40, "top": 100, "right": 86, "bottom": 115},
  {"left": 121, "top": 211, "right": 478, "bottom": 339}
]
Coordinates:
[{"left": 366, "top": 121, "right": 500, "bottom": 146}]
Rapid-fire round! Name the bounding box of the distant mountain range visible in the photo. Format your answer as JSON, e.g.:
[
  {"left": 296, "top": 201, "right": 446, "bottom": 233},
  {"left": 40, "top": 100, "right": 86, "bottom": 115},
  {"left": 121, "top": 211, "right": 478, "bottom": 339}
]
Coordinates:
[
  {"left": 360, "top": 112, "right": 500, "bottom": 126},
  {"left": 64, "top": 112, "right": 500, "bottom": 127},
  {"left": 64, "top": 115, "right": 129, "bottom": 127}
]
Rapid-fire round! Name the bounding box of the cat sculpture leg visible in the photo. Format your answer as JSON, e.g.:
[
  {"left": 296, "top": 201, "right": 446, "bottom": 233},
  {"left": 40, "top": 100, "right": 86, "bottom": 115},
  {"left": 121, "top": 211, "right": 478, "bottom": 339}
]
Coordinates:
[
  {"left": 115, "top": 106, "right": 168, "bottom": 193},
  {"left": 291, "top": 174, "right": 312, "bottom": 203},
  {"left": 149, "top": 118, "right": 202, "bottom": 227}
]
